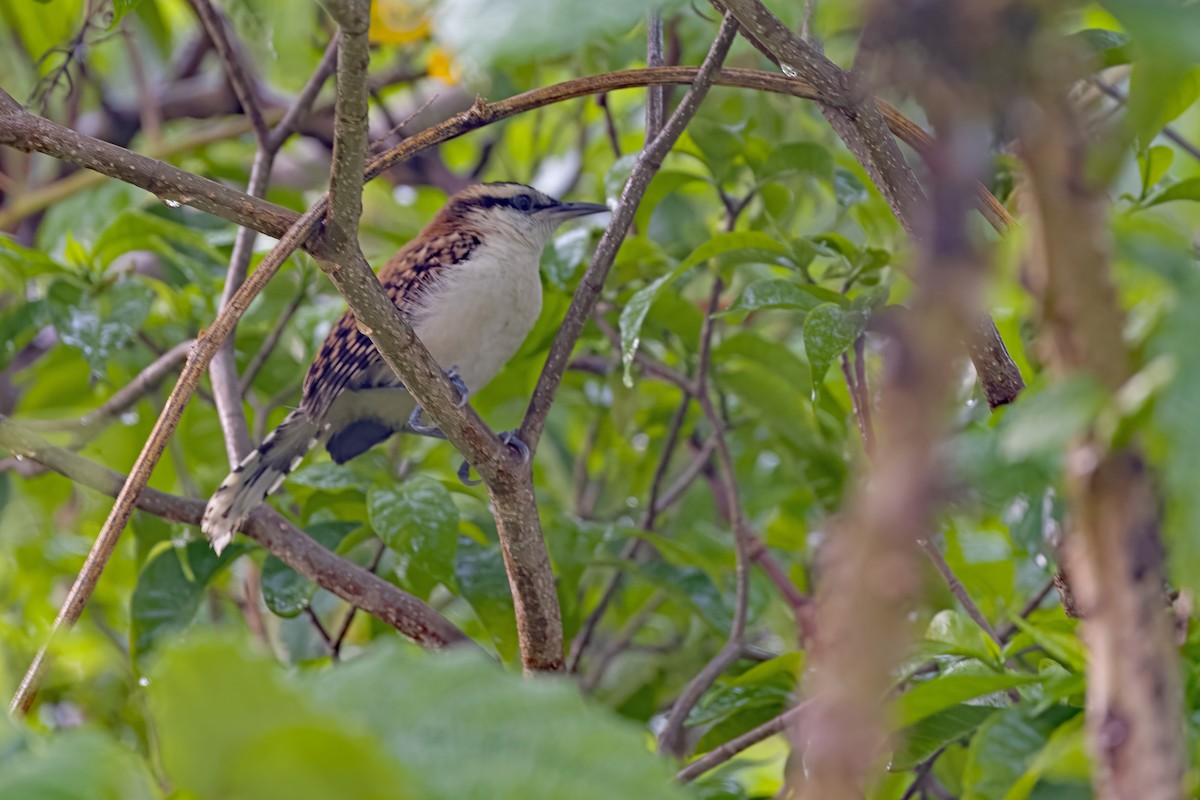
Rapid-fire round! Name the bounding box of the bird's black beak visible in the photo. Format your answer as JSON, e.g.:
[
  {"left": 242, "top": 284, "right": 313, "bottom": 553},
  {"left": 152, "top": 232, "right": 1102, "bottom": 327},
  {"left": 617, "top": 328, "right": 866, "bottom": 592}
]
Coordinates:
[{"left": 547, "top": 200, "right": 609, "bottom": 219}]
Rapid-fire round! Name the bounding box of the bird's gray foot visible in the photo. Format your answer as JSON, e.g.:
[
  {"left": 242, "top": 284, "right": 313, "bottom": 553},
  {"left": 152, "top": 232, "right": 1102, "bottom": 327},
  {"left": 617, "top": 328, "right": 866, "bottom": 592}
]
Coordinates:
[
  {"left": 405, "top": 365, "right": 468, "bottom": 438},
  {"left": 457, "top": 429, "right": 531, "bottom": 486}
]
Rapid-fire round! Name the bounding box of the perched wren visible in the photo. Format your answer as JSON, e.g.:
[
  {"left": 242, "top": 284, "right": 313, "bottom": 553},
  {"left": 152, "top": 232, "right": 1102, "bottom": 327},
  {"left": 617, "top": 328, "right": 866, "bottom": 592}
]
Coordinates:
[{"left": 202, "top": 182, "right": 606, "bottom": 553}]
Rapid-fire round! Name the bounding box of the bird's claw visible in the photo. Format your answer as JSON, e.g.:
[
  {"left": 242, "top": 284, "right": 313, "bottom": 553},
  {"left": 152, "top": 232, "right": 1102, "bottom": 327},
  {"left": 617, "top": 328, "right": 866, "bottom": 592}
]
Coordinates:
[
  {"left": 406, "top": 406, "right": 443, "bottom": 437},
  {"left": 499, "top": 430, "right": 531, "bottom": 465},
  {"left": 456, "top": 430, "right": 532, "bottom": 486},
  {"left": 406, "top": 366, "right": 469, "bottom": 437},
  {"left": 446, "top": 365, "right": 469, "bottom": 408}
]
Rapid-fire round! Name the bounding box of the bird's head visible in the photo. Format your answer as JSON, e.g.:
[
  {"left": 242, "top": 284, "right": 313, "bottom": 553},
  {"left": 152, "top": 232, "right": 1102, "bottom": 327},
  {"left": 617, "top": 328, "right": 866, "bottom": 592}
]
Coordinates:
[{"left": 437, "top": 182, "right": 608, "bottom": 249}]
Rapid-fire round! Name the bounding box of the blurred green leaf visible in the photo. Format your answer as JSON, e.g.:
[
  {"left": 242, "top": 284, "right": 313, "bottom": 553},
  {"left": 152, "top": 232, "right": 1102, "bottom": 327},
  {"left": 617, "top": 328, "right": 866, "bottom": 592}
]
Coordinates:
[
  {"left": 0, "top": 727, "right": 157, "bottom": 800},
  {"left": 1143, "top": 176, "right": 1200, "bottom": 207},
  {"left": 998, "top": 376, "right": 1107, "bottom": 462}
]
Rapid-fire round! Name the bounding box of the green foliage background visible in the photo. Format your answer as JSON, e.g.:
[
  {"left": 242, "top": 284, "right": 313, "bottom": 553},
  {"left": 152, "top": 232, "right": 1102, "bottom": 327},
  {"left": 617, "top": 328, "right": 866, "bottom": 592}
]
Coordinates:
[{"left": 0, "top": 0, "right": 1199, "bottom": 798}]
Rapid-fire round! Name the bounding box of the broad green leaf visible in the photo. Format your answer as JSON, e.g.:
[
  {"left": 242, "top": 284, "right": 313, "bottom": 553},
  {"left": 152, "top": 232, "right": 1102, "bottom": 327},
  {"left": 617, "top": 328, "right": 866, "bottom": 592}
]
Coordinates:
[
  {"left": 1005, "top": 714, "right": 1089, "bottom": 800},
  {"left": 149, "top": 638, "right": 419, "bottom": 800},
  {"left": 760, "top": 143, "right": 834, "bottom": 184},
  {"left": 1144, "top": 176, "right": 1200, "bottom": 207},
  {"left": 46, "top": 277, "right": 155, "bottom": 380},
  {"left": 890, "top": 704, "right": 999, "bottom": 771},
  {"left": 834, "top": 168, "right": 869, "bottom": 208},
  {"left": 130, "top": 541, "right": 244, "bottom": 660},
  {"left": 314, "top": 642, "right": 692, "bottom": 800},
  {"left": 962, "top": 706, "right": 1079, "bottom": 800},
  {"left": 261, "top": 521, "right": 361, "bottom": 618},
  {"left": 455, "top": 537, "right": 518, "bottom": 661},
  {"left": 433, "top": 0, "right": 684, "bottom": 70},
  {"left": 619, "top": 232, "right": 791, "bottom": 386},
  {"left": 112, "top": 0, "right": 146, "bottom": 24},
  {"left": 1004, "top": 617, "right": 1087, "bottom": 673},
  {"left": 802, "top": 302, "right": 868, "bottom": 390},
  {"left": 998, "top": 376, "right": 1108, "bottom": 461},
  {"left": 368, "top": 478, "right": 459, "bottom": 592},
  {"left": 1139, "top": 145, "right": 1174, "bottom": 196},
  {"left": 287, "top": 461, "right": 373, "bottom": 493},
  {"left": 0, "top": 728, "right": 156, "bottom": 800},
  {"left": 924, "top": 609, "right": 1001, "bottom": 665},
  {"left": 0, "top": 235, "right": 65, "bottom": 287},
  {"left": 722, "top": 279, "right": 824, "bottom": 316},
  {"left": 1067, "top": 28, "right": 1133, "bottom": 68},
  {"left": 896, "top": 672, "right": 1044, "bottom": 728}
]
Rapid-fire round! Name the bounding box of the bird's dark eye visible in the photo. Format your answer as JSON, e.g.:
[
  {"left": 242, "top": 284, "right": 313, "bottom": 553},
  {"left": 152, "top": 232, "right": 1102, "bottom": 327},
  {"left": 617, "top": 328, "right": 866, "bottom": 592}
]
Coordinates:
[{"left": 512, "top": 194, "right": 534, "bottom": 212}]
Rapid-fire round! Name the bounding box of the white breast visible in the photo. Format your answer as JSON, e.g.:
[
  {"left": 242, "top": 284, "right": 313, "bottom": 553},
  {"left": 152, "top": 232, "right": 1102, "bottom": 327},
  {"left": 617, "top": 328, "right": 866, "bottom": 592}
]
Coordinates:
[{"left": 412, "top": 238, "right": 544, "bottom": 395}]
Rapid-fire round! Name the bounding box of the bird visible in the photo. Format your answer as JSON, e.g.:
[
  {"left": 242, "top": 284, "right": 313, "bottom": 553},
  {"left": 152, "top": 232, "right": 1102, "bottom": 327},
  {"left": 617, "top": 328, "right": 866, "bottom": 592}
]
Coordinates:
[{"left": 201, "top": 182, "right": 607, "bottom": 553}]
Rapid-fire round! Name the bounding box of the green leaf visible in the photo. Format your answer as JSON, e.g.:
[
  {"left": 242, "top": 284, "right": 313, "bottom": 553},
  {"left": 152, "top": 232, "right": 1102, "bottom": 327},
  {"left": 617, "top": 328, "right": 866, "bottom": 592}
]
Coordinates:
[
  {"left": 619, "top": 232, "right": 791, "bottom": 386},
  {"left": 1004, "top": 617, "right": 1087, "bottom": 673},
  {"left": 802, "top": 302, "right": 868, "bottom": 390},
  {"left": 112, "top": 0, "right": 146, "bottom": 24},
  {"left": 1004, "top": 714, "right": 1089, "bottom": 800},
  {"left": 998, "top": 376, "right": 1108, "bottom": 461},
  {"left": 317, "top": 642, "right": 692, "bottom": 800},
  {"left": 432, "top": 0, "right": 682, "bottom": 70},
  {"left": 833, "top": 168, "right": 869, "bottom": 208},
  {"left": 456, "top": 537, "right": 518, "bottom": 661},
  {"left": 261, "top": 521, "right": 361, "bottom": 618},
  {"left": 962, "top": 706, "right": 1079, "bottom": 800},
  {"left": 45, "top": 277, "right": 155, "bottom": 380},
  {"left": 0, "top": 728, "right": 157, "bottom": 800},
  {"left": 896, "top": 672, "right": 1044, "bottom": 728},
  {"left": 760, "top": 143, "right": 834, "bottom": 184},
  {"left": 130, "top": 541, "right": 244, "bottom": 660},
  {"left": 149, "top": 637, "right": 419, "bottom": 800},
  {"left": 287, "top": 461, "right": 373, "bottom": 493},
  {"left": 890, "top": 704, "right": 999, "bottom": 771},
  {"left": 1067, "top": 28, "right": 1133, "bottom": 68},
  {"left": 924, "top": 609, "right": 1001, "bottom": 665},
  {"left": 1139, "top": 145, "right": 1174, "bottom": 197},
  {"left": 1143, "top": 176, "right": 1200, "bottom": 207},
  {"left": 368, "top": 479, "right": 459, "bottom": 592},
  {"left": 722, "top": 279, "right": 824, "bottom": 316}
]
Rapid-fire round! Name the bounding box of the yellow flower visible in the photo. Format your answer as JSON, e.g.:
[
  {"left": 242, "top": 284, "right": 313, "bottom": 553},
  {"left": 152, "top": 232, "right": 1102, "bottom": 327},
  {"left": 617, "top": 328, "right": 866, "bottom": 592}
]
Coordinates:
[
  {"left": 427, "top": 48, "right": 462, "bottom": 85},
  {"left": 370, "top": 0, "right": 430, "bottom": 45}
]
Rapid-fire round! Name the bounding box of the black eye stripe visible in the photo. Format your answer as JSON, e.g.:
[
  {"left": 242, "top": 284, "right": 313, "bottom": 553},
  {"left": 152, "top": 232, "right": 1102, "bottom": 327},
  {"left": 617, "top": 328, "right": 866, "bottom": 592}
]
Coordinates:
[{"left": 458, "top": 194, "right": 551, "bottom": 213}]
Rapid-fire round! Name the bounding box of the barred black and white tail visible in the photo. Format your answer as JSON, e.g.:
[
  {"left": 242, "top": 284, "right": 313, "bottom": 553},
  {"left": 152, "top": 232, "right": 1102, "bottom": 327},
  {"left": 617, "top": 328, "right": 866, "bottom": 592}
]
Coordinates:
[{"left": 202, "top": 409, "right": 322, "bottom": 554}]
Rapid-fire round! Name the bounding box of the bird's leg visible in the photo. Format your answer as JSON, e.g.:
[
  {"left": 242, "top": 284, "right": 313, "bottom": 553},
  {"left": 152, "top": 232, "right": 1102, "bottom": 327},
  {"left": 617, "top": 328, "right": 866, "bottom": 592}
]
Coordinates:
[
  {"left": 457, "top": 429, "right": 531, "bottom": 486},
  {"left": 405, "top": 365, "right": 469, "bottom": 438}
]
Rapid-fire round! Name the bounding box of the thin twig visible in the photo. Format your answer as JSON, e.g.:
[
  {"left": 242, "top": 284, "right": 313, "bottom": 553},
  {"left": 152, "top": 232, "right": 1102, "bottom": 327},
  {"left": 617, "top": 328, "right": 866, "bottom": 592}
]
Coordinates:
[
  {"left": 677, "top": 702, "right": 808, "bottom": 782},
  {"left": 331, "top": 539, "right": 388, "bottom": 658},
  {"left": 1092, "top": 79, "right": 1200, "bottom": 163},
  {"left": 581, "top": 590, "right": 667, "bottom": 693},
  {"left": 239, "top": 281, "right": 309, "bottom": 395},
  {"left": 658, "top": 277, "right": 752, "bottom": 760},
  {"left": 186, "top": 0, "right": 270, "bottom": 146},
  {"left": 646, "top": 10, "right": 667, "bottom": 140}
]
